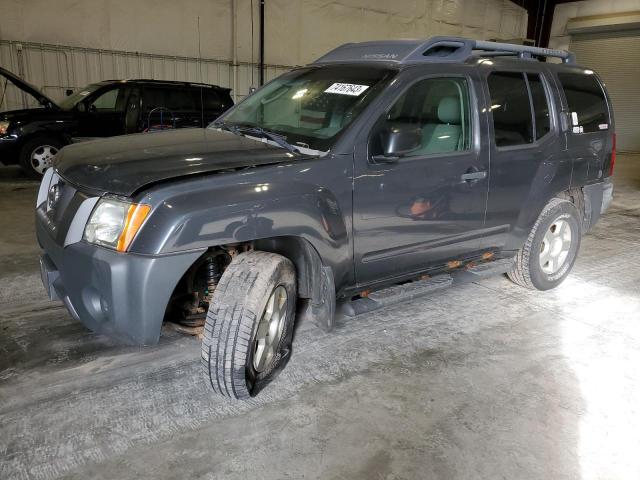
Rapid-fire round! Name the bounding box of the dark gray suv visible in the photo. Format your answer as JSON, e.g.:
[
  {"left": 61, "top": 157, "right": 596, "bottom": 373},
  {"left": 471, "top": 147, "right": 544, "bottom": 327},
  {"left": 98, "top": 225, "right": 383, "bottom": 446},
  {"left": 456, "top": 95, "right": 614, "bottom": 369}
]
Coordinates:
[{"left": 36, "top": 37, "right": 615, "bottom": 399}]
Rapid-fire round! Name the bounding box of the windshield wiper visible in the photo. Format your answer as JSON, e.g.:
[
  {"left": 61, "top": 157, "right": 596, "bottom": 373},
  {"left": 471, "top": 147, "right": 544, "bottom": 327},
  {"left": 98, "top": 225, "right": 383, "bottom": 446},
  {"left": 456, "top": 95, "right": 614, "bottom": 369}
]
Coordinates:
[
  {"left": 239, "top": 126, "right": 301, "bottom": 156},
  {"left": 211, "top": 120, "right": 242, "bottom": 135},
  {"left": 212, "top": 121, "right": 302, "bottom": 156}
]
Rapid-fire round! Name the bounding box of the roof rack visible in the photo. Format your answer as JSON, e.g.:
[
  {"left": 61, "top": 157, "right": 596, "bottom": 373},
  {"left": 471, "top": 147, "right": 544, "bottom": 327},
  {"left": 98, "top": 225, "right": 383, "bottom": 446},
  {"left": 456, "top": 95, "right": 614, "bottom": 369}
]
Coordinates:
[{"left": 313, "top": 36, "right": 576, "bottom": 65}]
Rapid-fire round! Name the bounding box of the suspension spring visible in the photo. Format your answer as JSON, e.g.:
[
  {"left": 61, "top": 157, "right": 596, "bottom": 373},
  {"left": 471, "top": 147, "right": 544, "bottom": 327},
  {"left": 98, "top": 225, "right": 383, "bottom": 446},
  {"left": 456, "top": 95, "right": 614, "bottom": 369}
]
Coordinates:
[{"left": 205, "top": 255, "right": 222, "bottom": 302}]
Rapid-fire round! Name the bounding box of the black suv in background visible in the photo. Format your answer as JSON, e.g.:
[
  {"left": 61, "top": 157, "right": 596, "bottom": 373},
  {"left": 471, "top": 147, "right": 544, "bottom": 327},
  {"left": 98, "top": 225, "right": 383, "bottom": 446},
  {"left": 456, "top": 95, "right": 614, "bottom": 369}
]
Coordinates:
[{"left": 0, "top": 67, "right": 233, "bottom": 177}]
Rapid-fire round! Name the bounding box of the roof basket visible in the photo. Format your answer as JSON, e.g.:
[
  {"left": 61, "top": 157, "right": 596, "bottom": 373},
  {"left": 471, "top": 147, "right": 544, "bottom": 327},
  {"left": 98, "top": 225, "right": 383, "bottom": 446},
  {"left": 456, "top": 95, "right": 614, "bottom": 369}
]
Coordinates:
[{"left": 313, "top": 36, "right": 576, "bottom": 65}]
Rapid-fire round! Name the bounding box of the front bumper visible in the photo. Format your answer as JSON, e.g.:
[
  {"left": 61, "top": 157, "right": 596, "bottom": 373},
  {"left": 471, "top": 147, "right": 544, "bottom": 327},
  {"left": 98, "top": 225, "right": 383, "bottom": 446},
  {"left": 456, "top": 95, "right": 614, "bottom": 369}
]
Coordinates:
[
  {"left": 0, "top": 136, "right": 20, "bottom": 165},
  {"left": 37, "top": 217, "right": 204, "bottom": 345}
]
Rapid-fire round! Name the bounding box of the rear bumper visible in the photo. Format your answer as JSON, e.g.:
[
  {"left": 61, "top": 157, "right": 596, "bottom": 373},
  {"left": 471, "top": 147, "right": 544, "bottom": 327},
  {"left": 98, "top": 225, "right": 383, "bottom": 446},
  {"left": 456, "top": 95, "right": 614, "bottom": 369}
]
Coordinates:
[
  {"left": 37, "top": 219, "right": 204, "bottom": 345},
  {"left": 583, "top": 177, "right": 613, "bottom": 232}
]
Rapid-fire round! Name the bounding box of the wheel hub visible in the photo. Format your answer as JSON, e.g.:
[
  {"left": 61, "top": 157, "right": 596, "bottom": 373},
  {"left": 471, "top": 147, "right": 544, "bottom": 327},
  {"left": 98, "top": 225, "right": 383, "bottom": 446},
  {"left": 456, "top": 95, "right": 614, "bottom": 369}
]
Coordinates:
[
  {"left": 253, "top": 285, "right": 288, "bottom": 373},
  {"left": 31, "top": 145, "right": 59, "bottom": 174},
  {"left": 539, "top": 219, "right": 572, "bottom": 275}
]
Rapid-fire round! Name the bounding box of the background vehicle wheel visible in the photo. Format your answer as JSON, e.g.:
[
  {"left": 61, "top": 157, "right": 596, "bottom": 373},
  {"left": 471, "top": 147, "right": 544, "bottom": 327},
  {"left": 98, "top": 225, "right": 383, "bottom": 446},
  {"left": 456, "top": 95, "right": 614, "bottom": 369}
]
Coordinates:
[
  {"left": 201, "top": 251, "right": 296, "bottom": 399},
  {"left": 19, "top": 136, "right": 64, "bottom": 179},
  {"left": 508, "top": 198, "right": 582, "bottom": 291}
]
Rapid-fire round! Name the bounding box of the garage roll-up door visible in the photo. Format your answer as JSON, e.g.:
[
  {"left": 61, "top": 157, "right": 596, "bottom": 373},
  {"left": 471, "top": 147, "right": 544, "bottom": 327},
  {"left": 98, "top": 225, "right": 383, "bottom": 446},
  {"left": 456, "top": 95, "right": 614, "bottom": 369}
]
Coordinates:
[{"left": 570, "top": 30, "right": 640, "bottom": 152}]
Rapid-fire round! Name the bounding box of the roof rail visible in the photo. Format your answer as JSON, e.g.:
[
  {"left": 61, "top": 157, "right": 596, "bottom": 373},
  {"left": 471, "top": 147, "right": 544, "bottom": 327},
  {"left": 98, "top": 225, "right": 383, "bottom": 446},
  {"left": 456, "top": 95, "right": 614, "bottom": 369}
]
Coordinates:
[
  {"left": 313, "top": 36, "right": 576, "bottom": 65},
  {"left": 473, "top": 39, "right": 575, "bottom": 63}
]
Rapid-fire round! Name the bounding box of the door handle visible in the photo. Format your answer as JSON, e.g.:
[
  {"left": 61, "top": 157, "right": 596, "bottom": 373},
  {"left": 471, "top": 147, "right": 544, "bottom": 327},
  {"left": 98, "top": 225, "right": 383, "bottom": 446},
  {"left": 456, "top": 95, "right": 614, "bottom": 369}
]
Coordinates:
[{"left": 461, "top": 170, "right": 487, "bottom": 182}]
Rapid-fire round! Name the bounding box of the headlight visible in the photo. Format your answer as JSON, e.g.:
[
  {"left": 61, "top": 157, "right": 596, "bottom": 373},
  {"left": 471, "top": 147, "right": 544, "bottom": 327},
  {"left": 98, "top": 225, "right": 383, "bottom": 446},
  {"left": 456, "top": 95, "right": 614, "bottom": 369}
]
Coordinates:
[
  {"left": 0, "top": 120, "right": 10, "bottom": 135},
  {"left": 84, "top": 198, "right": 150, "bottom": 252}
]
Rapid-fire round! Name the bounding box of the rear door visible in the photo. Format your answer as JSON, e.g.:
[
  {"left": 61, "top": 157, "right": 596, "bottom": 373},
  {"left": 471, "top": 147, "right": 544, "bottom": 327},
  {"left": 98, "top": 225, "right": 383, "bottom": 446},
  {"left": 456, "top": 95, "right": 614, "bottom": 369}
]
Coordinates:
[
  {"left": 555, "top": 71, "right": 613, "bottom": 185},
  {"left": 353, "top": 67, "right": 490, "bottom": 285},
  {"left": 142, "top": 86, "right": 200, "bottom": 130}
]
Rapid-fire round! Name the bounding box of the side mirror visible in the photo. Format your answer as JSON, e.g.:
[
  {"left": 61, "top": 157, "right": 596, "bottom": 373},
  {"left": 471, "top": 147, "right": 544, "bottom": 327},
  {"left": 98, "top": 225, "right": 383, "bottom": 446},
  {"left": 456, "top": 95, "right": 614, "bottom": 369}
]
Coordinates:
[
  {"left": 76, "top": 102, "right": 86, "bottom": 113},
  {"left": 372, "top": 123, "right": 422, "bottom": 163}
]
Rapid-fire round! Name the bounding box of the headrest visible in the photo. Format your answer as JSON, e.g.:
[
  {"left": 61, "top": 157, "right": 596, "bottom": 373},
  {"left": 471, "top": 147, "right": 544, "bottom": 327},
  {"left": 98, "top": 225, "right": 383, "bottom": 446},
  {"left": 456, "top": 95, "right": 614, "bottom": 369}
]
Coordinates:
[{"left": 438, "top": 97, "right": 461, "bottom": 124}]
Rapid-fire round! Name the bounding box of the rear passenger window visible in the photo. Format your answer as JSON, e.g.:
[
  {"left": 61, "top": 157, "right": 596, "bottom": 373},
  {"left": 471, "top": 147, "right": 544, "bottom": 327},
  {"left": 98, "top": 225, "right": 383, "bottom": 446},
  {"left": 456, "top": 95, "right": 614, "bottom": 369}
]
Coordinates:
[
  {"left": 488, "top": 72, "right": 533, "bottom": 147},
  {"left": 558, "top": 72, "right": 608, "bottom": 133},
  {"left": 527, "top": 73, "right": 551, "bottom": 140},
  {"left": 202, "top": 89, "right": 223, "bottom": 111},
  {"left": 143, "top": 87, "right": 195, "bottom": 112}
]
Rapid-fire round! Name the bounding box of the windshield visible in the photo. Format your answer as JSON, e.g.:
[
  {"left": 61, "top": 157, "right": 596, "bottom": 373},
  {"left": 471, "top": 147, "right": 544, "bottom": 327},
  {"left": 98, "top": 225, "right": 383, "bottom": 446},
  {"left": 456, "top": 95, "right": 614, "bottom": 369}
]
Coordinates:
[
  {"left": 215, "top": 65, "right": 397, "bottom": 152},
  {"left": 57, "top": 84, "right": 103, "bottom": 110}
]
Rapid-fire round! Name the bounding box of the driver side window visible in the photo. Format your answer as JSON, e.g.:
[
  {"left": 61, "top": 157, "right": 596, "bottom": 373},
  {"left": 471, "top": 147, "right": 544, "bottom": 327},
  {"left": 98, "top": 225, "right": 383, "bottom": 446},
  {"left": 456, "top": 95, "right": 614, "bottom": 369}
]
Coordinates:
[
  {"left": 370, "top": 77, "right": 471, "bottom": 158},
  {"left": 89, "top": 87, "right": 123, "bottom": 112}
]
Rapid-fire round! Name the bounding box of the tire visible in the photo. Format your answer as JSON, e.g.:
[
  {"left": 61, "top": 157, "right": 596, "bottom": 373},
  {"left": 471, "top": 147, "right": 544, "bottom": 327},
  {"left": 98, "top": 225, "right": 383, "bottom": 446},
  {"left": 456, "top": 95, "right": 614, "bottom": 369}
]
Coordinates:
[
  {"left": 201, "top": 251, "right": 297, "bottom": 399},
  {"left": 508, "top": 198, "right": 582, "bottom": 291},
  {"left": 19, "top": 136, "right": 65, "bottom": 179}
]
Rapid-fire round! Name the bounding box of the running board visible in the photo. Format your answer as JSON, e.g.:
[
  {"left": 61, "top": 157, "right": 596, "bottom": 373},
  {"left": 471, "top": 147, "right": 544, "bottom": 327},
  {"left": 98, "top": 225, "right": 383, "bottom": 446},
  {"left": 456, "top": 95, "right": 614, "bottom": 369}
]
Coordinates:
[
  {"left": 451, "top": 257, "right": 515, "bottom": 284},
  {"left": 337, "top": 257, "right": 514, "bottom": 319},
  {"left": 338, "top": 274, "right": 453, "bottom": 318}
]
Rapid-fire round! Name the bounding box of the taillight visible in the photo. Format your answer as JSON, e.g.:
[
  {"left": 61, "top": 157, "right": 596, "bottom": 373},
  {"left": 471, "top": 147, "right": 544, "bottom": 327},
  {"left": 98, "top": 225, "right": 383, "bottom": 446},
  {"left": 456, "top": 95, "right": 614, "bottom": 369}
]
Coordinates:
[{"left": 608, "top": 133, "right": 616, "bottom": 177}]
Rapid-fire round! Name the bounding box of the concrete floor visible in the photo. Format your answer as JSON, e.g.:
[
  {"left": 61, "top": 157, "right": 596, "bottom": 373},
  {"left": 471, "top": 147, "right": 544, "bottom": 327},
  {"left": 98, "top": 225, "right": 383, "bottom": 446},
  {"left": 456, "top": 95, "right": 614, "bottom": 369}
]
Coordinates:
[{"left": 1, "top": 155, "right": 639, "bottom": 480}]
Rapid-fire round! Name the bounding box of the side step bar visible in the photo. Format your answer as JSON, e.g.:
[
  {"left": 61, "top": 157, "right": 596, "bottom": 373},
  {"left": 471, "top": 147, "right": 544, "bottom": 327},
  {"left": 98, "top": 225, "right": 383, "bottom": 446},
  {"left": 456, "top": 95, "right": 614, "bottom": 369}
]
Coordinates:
[{"left": 337, "top": 258, "right": 514, "bottom": 319}]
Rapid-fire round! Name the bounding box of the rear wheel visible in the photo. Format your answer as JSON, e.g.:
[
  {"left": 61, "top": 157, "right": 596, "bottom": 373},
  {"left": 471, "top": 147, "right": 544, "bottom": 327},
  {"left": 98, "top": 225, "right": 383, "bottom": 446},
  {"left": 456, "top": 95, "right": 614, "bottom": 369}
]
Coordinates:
[
  {"left": 508, "top": 198, "right": 582, "bottom": 290},
  {"left": 19, "top": 136, "right": 64, "bottom": 178},
  {"left": 201, "top": 251, "right": 296, "bottom": 399}
]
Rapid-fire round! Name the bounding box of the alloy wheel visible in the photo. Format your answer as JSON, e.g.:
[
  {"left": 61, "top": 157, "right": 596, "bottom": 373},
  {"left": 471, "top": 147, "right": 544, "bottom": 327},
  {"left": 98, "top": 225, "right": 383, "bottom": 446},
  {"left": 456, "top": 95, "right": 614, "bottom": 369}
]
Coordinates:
[
  {"left": 30, "top": 145, "right": 59, "bottom": 174},
  {"left": 253, "top": 285, "right": 288, "bottom": 373},
  {"left": 539, "top": 218, "right": 572, "bottom": 275}
]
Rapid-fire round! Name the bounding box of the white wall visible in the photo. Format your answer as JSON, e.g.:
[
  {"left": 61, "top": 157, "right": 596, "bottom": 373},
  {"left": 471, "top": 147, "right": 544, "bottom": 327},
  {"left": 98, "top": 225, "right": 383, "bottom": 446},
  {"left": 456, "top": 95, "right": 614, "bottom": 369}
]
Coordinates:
[
  {"left": 266, "top": 0, "right": 528, "bottom": 66},
  {"left": 549, "top": 0, "right": 640, "bottom": 50},
  {"left": 0, "top": 0, "right": 527, "bottom": 108}
]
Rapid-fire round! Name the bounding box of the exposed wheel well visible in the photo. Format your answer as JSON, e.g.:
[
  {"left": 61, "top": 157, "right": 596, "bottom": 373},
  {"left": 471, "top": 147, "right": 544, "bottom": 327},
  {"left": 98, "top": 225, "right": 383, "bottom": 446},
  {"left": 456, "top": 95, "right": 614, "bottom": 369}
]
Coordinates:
[
  {"left": 164, "top": 237, "right": 331, "bottom": 328},
  {"left": 555, "top": 187, "right": 587, "bottom": 231}
]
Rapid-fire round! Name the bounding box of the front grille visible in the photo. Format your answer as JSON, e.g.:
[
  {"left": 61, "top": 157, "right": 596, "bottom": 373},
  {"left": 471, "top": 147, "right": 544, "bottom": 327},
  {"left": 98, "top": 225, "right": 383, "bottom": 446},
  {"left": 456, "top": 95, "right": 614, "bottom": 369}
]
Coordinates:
[{"left": 37, "top": 170, "right": 88, "bottom": 245}]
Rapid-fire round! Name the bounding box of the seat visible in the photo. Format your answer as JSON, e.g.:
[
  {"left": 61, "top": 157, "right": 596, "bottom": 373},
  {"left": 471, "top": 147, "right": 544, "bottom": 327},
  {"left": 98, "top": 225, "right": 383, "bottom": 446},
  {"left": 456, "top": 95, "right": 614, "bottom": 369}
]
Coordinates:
[{"left": 418, "top": 96, "right": 462, "bottom": 155}]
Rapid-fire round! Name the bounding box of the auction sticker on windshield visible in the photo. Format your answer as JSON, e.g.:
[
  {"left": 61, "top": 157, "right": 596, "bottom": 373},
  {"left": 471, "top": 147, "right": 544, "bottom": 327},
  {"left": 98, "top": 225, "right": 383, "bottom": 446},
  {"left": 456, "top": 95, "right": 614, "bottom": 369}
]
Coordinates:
[{"left": 324, "top": 83, "right": 369, "bottom": 96}]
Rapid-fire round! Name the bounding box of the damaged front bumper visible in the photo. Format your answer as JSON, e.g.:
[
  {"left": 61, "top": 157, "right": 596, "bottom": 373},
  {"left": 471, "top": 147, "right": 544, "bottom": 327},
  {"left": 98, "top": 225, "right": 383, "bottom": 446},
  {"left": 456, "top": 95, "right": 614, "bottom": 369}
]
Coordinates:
[{"left": 36, "top": 193, "right": 203, "bottom": 345}]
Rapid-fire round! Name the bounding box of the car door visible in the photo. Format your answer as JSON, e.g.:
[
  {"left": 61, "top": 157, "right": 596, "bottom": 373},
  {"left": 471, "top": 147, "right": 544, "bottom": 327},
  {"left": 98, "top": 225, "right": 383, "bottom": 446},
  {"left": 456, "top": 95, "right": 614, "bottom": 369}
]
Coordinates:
[
  {"left": 142, "top": 86, "right": 200, "bottom": 130},
  {"left": 353, "top": 68, "right": 490, "bottom": 285},
  {"left": 555, "top": 70, "right": 613, "bottom": 186},
  {"left": 76, "top": 85, "right": 128, "bottom": 138},
  {"left": 481, "top": 68, "right": 570, "bottom": 251}
]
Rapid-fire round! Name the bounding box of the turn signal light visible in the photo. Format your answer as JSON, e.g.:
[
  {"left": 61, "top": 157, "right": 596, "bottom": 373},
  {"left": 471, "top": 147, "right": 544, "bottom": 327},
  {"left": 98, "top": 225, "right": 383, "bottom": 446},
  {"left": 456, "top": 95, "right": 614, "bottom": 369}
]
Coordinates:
[{"left": 116, "top": 204, "right": 151, "bottom": 252}]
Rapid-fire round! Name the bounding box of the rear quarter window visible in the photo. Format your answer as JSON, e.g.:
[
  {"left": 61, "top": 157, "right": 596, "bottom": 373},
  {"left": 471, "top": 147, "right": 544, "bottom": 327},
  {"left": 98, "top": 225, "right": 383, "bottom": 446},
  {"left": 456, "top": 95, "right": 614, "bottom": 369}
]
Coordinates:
[{"left": 558, "top": 72, "right": 609, "bottom": 133}]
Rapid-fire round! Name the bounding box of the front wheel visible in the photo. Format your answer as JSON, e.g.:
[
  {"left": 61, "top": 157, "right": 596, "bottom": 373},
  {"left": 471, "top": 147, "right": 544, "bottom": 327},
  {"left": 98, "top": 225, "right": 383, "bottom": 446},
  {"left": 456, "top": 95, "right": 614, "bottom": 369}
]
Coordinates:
[
  {"left": 19, "top": 136, "right": 65, "bottom": 179},
  {"left": 508, "top": 198, "right": 582, "bottom": 291},
  {"left": 201, "top": 251, "right": 296, "bottom": 399}
]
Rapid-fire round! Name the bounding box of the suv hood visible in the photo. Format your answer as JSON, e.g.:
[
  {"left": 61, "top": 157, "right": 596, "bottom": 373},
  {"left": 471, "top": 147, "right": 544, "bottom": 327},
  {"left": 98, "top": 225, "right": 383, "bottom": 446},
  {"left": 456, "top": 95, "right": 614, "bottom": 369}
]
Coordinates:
[
  {"left": 0, "top": 66, "right": 59, "bottom": 110},
  {"left": 55, "top": 128, "right": 313, "bottom": 196}
]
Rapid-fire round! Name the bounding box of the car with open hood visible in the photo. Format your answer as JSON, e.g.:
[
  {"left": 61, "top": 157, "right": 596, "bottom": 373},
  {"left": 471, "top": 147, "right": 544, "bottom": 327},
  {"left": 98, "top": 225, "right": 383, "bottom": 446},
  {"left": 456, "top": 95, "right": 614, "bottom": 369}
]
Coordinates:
[
  {"left": 36, "top": 37, "right": 615, "bottom": 400},
  {"left": 0, "top": 66, "right": 233, "bottom": 177}
]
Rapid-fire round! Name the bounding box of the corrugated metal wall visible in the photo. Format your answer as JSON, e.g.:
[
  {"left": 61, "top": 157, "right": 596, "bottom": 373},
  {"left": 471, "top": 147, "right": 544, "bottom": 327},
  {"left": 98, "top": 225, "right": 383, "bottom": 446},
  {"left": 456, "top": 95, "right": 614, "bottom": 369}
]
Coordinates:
[
  {"left": 0, "top": 0, "right": 527, "bottom": 112},
  {"left": 0, "top": 39, "right": 291, "bottom": 111}
]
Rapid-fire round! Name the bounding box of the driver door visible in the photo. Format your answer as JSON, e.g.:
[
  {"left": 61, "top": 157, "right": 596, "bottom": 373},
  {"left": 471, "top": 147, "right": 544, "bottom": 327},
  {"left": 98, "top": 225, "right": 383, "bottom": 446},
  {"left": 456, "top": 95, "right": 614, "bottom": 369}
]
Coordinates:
[
  {"left": 353, "top": 71, "right": 490, "bottom": 285},
  {"left": 76, "top": 86, "right": 128, "bottom": 138}
]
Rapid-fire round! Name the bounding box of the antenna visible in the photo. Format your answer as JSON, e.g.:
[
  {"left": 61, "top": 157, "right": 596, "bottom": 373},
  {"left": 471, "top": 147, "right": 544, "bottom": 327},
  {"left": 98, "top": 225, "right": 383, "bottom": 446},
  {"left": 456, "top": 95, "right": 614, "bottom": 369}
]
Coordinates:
[{"left": 197, "top": 16, "right": 205, "bottom": 127}]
